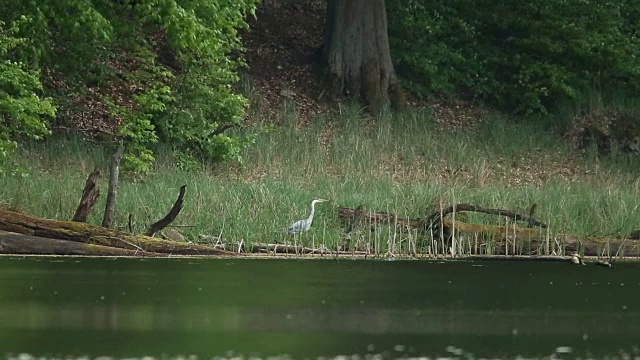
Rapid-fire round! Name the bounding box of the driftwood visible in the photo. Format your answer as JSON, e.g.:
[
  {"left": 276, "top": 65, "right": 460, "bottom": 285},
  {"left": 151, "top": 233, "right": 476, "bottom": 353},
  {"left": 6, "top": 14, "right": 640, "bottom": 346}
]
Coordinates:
[
  {"left": 445, "top": 229, "right": 640, "bottom": 258},
  {"left": 0, "top": 230, "right": 162, "bottom": 256},
  {"left": 251, "top": 242, "right": 317, "bottom": 254},
  {"left": 0, "top": 208, "right": 237, "bottom": 256},
  {"left": 72, "top": 167, "right": 102, "bottom": 222},
  {"left": 102, "top": 141, "right": 124, "bottom": 228},
  {"left": 562, "top": 235, "right": 640, "bottom": 258},
  {"left": 250, "top": 242, "right": 369, "bottom": 255},
  {"left": 337, "top": 204, "right": 639, "bottom": 257},
  {"left": 339, "top": 203, "right": 547, "bottom": 232},
  {"left": 145, "top": 185, "right": 186, "bottom": 237}
]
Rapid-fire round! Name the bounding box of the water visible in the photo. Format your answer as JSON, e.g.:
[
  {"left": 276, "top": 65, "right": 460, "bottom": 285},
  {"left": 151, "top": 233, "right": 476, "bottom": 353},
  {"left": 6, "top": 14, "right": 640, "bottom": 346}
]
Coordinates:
[{"left": 0, "top": 256, "right": 639, "bottom": 359}]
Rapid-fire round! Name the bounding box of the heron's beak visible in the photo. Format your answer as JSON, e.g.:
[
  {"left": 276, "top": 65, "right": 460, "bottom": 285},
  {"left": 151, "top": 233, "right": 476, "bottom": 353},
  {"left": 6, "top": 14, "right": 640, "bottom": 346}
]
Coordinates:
[{"left": 319, "top": 199, "right": 330, "bottom": 203}]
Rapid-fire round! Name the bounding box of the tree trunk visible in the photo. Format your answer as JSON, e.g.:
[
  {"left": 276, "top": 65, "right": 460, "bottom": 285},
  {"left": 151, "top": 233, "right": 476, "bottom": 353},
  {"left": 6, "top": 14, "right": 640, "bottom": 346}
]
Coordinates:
[
  {"left": 323, "top": 0, "right": 405, "bottom": 113},
  {"left": 102, "top": 141, "right": 124, "bottom": 228}
]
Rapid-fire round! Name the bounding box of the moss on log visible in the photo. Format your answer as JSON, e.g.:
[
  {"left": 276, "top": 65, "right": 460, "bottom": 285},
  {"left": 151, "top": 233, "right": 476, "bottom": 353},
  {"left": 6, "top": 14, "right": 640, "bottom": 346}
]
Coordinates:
[
  {"left": 0, "top": 208, "right": 237, "bottom": 256},
  {"left": 437, "top": 220, "right": 639, "bottom": 257},
  {"left": 0, "top": 231, "right": 163, "bottom": 256}
]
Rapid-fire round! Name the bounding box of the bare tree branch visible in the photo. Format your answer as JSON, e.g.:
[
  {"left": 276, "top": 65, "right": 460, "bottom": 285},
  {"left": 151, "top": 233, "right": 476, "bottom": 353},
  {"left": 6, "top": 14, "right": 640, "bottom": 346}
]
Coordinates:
[
  {"left": 212, "top": 123, "right": 240, "bottom": 136},
  {"left": 145, "top": 185, "right": 187, "bottom": 237}
]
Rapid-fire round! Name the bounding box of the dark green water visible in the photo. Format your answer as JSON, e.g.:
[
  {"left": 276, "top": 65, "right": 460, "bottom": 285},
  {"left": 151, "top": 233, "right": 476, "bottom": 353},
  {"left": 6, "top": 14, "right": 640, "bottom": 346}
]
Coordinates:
[{"left": 0, "top": 257, "right": 639, "bottom": 359}]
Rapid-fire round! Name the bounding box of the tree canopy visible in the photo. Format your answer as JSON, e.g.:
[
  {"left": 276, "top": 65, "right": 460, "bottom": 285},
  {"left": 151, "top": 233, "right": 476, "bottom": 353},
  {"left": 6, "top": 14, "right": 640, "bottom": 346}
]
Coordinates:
[
  {"left": 2, "top": 0, "right": 639, "bottom": 174},
  {"left": 0, "top": 0, "right": 258, "bottom": 173}
]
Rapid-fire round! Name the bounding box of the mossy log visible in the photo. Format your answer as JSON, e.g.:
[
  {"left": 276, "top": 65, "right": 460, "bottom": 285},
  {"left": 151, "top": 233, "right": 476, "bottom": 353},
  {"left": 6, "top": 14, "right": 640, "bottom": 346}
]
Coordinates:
[
  {"left": 0, "top": 208, "right": 237, "bottom": 256},
  {"left": 445, "top": 221, "right": 639, "bottom": 257},
  {"left": 338, "top": 205, "right": 640, "bottom": 257},
  {"left": 442, "top": 219, "right": 543, "bottom": 239},
  {"left": 561, "top": 235, "right": 640, "bottom": 258},
  {"left": 0, "top": 230, "right": 162, "bottom": 256}
]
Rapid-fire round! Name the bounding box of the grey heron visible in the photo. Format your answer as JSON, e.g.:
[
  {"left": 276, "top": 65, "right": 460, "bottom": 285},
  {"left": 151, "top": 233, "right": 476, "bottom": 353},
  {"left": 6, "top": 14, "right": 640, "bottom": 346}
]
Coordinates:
[{"left": 287, "top": 199, "right": 329, "bottom": 235}]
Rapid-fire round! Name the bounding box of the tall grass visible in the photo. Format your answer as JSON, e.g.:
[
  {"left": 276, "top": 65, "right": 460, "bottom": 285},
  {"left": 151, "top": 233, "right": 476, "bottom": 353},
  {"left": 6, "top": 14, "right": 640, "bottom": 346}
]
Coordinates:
[{"left": 1, "top": 101, "right": 640, "bottom": 256}]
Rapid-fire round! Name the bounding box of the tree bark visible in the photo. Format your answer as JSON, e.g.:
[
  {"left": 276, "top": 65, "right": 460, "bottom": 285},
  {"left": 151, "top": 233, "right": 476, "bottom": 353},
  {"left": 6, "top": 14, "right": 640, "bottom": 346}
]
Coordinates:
[
  {"left": 102, "top": 141, "right": 124, "bottom": 228},
  {"left": 323, "top": 0, "right": 405, "bottom": 113}
]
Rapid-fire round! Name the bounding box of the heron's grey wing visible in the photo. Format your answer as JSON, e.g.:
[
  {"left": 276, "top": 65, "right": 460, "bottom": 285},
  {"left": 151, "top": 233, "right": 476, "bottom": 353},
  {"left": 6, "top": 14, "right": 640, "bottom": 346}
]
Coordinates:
[{"left": 288, "top": 219, "right": 308, "bottom": 234}]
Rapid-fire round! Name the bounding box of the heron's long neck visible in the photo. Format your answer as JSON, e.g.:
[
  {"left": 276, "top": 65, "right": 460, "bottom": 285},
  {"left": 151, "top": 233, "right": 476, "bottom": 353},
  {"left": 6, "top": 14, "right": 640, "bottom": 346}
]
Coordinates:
[{"left": 308, "top": 202, "right": 316, "bottom": 222}]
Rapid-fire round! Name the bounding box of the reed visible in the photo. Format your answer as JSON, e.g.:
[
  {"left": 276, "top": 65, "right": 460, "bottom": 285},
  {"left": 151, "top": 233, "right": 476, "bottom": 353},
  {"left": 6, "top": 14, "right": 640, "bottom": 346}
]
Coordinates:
[{"left": 1, "top": 103, "right": 640, "bottom": 257}]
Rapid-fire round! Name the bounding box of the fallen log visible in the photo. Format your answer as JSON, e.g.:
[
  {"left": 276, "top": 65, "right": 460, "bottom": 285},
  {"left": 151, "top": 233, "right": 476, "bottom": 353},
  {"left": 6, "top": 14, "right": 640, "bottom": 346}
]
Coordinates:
[
  {"left": 250, "top": 242, "right": 370, "bottom": 256},
  {"left": 426, "top": 203, "right": 548, "bottom": 229},
  {"left": 338, "top": 205, "right": 545, "bottom": 238},
  {"left": 0, "top": 208, "right": 237, "bottom": 256},
  {"left": 0, "top": 231, "right": 163, "bottom": 256},
  {"left": 250, "top": 242, "right": 318, "bottom": 254},
  {"left": 561, "top": 235, "right": 640, "bottom": 258},
  {"left": 337, "top": 205, "right": 640, "bottom": 257}
]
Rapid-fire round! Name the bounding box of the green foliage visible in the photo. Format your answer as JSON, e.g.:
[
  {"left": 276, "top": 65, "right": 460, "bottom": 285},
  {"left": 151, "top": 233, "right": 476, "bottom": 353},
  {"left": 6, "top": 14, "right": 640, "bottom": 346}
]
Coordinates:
[
  {"left": 388, "top": 0, "right": 640, "bottom": 114},
  {"left": 0, "top": 0, "right": 258, "bottom": 174},
  {"left": 388, "top": 1, "right": 481, "bottom": 97},
  {"left": 0, "top": 19, "right": 55, "bottom": 173},
  {"left": 137, "top": 0, "right": 258, "bottom": 167}
]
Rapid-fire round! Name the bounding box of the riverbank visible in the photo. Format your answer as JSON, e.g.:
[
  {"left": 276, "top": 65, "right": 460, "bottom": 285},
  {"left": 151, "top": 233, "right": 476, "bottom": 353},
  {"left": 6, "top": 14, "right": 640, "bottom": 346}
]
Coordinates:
[{"left": 1, "top": 107, "right": 639, "bottom": 257}]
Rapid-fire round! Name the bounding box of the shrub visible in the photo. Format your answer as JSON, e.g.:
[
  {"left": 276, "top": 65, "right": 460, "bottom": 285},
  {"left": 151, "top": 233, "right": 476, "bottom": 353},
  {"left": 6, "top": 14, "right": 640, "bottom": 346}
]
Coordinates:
[{"left": 388, "top": 0, "right": 640, "bottom": 114}]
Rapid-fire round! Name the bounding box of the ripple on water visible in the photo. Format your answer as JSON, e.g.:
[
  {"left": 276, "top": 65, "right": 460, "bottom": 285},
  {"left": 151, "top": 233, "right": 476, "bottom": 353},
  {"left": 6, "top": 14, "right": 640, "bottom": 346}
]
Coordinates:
[{"left": 5, "top": 350, "right": 640, "bottom": 360}]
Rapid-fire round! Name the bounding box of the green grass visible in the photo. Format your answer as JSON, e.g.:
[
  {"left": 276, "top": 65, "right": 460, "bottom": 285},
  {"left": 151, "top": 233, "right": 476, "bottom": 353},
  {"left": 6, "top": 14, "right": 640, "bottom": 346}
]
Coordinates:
[{"left": 2, "top": 102, "right": 640, "bottom": 256}]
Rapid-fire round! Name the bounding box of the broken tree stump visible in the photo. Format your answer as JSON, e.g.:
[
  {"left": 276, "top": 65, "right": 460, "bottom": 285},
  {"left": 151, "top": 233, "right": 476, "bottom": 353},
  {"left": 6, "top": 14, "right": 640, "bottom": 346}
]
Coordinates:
[{"left": 72, "top": 167, "right": 101, "bottom": 222}]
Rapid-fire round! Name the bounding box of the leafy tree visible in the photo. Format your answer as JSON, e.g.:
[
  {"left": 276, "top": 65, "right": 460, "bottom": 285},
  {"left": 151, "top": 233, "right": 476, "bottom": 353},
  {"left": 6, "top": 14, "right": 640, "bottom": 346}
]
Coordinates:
[
  {"left": 0, "top": 0, "right": 258, "bottom": 174},
  {"left": 137, "top": 0, "right": 257, "bottom": 165},
  {"left": 0, "top": 19, "right": 56, "bottom": 173}
]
